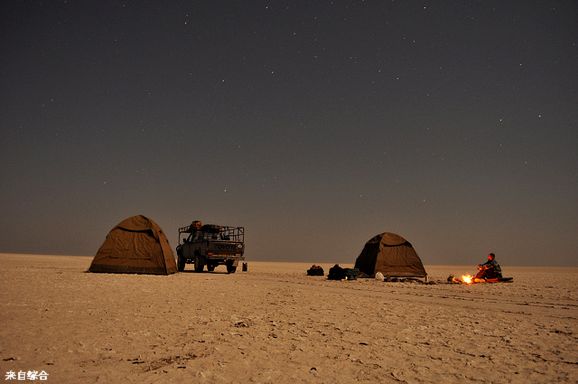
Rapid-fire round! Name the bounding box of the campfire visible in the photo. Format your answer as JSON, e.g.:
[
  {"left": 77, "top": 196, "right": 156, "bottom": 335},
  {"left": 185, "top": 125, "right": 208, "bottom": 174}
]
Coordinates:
[
  {"left": 448, "top": 271, "right": 513, "bottom": 285},
  {"left": 461, "top": 274, "right": 473, "bottom": 284},
  {"left": 448, "top": 273, "right": 476, "bottom": 284}
]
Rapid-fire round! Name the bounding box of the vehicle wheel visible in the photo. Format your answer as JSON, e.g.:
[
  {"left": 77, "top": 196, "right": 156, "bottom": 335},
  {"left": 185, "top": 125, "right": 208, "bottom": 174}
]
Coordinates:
[
  {"left": 207, "top": 264, "right": 215, "bottom": 272},
  {"left": 194, "top": 255, "right": 205, "bottom": 272},
  {"left": 226, "top": 262, "right": 237, "bottom": 274},
  {"left": 177, "top": 255, "right": 185, "bottom": 272}
]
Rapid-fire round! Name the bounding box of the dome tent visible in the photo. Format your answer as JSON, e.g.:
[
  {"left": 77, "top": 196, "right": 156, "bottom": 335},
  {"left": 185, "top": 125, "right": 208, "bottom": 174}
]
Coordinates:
[
  {"left": 89, "top": 215, "right": 177, "bottom": 275},
  {"left": 354, "top": 232, "right": 427, "bottom": 279}
]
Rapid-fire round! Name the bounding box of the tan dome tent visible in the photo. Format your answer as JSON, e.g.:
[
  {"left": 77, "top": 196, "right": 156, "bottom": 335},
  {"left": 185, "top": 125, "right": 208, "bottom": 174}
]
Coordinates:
[
  {"left": 354, "top": 232, "right": 427, "bottom": 279},
  {"left": 89, "top": 215, "right": 177, "bottom": 275}
]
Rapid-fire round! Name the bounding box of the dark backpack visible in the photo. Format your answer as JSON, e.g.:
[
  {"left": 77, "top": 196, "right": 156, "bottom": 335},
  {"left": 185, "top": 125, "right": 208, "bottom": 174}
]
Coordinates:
[
  {"left": 307, "top": 265, "right": 324, "bottom": 276},
  {"left": 328, "top": 264, "right": 359, "bottom": 280}
]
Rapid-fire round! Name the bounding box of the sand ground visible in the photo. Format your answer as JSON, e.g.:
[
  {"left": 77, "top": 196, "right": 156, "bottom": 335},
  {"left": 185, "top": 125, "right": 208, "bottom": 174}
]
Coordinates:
[{"left": 0, "top": 253, "right": 576, "bottom": 383}]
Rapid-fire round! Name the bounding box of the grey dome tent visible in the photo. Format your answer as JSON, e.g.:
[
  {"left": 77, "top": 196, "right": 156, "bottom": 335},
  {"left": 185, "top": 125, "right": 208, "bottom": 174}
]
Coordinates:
[
  {"left": 89, "top": 215, "right": 177, "bottom": 275},
  {"left": 354, "top": 232, "right": 427, "bottom": 279}
]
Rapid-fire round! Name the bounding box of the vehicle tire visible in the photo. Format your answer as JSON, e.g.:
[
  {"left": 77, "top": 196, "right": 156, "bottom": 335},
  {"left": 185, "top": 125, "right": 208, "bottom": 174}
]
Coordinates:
[
  {"left": 194, "top": 255, "right": 205, "bottom": 273},
  {"left": 207, "top": 264, "right": 215, "bottom": 272},
  {"left": 177, "top": 255, "right": 185, "bottom": 272},
  {"left": 226, "top": 262, "right": 237, "bottom": 274}
]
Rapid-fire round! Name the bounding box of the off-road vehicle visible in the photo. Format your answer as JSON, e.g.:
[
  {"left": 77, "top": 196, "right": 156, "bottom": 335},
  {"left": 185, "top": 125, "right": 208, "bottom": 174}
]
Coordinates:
[{"left": 176, "top": 221, "right": 245, "bottom": 273}]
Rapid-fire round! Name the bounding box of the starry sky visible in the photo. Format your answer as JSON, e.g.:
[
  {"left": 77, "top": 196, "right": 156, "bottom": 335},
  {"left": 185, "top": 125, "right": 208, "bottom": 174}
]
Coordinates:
[{"left": 1, "top": 1, "right": 577, "bottom": 266}]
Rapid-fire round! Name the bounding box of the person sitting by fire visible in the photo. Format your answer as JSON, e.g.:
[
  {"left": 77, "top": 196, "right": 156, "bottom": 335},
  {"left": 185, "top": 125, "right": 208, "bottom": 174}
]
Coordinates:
[{"left": 475, "top": 253, "right": 502, "bottom": 280}]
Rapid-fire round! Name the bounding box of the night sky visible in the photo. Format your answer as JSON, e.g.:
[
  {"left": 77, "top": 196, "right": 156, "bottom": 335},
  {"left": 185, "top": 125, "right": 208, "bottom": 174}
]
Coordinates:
[{"left": 1, "top": 1, "right": 577, "bottom": 266}]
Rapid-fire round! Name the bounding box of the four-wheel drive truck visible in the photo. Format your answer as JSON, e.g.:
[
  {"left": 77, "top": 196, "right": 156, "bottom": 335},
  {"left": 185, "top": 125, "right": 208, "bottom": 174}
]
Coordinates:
[{"left": 176, "top": 222, "right": 245, "bottom": 273}]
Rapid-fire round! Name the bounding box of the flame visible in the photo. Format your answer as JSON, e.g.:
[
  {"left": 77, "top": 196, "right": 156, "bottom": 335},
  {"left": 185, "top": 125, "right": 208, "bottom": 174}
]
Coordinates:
[{"left": 461, "top": 274, "right": 473, "bottom": 284}]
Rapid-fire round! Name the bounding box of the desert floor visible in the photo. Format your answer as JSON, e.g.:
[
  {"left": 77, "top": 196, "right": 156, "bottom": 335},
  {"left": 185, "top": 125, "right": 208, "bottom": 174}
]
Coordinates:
[{"left": 0, "top": 254, "right": 576, "bottom": 383}]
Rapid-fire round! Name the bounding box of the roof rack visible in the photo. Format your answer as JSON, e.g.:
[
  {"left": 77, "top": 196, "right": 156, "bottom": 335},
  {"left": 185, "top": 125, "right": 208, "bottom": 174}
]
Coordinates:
[{"left": 178, "top": 224, "right": 244, "bottom": 242}]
